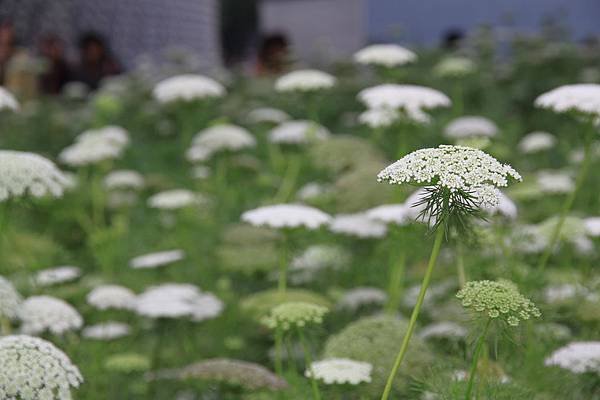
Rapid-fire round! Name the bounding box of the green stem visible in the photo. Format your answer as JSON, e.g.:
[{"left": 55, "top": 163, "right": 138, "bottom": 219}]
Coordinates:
[
  {"left": 278, "top": 234, "right": 289, "bottom": 294},
  {"left": 381, "top": 227, "right": 445, "bottom": 400},
  {"left": 299, "top": 329, "right": 321, "bottom": 400},
  {"left": 464, "top": 319, "right": 492, "bottom": 400},
  {"left": 385, "top": 236, "right": 406, "bottom": 313},
  {"left": 274, "top": 154, "right": 301, "bottom": 203},
  {"left": 1, "top": 317, "right": 12, "bottom": 335},
  {"left": 537, "top": 136, "right": 593, "bottom": 271},
  {"left": 456, "top": 241, "right": 466, "bottom": 288},
  {"left": 274, "top": 327, "right": 283, "bottom": 376}
]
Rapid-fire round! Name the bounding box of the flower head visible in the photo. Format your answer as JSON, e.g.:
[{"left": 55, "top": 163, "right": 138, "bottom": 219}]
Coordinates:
[
  {"left": 190, "top": 124, "right": 256, "bottom": 155},
  {"left": 306, "top": 358, "right": 372, "bottom": 385},
  {"left": 456, "top": 280, "right": 541, "bottom": 326},
  {"left": 147, "top": 189, "right": 204, "bottom": 210},
  {"left": 34, "top": 266, "right": 81, "bottom": 286},
  {"left": 104, "top": 170, "right": 145, "bottom": 190},
  {"left": 241, "top": 204, "right": 331, "bottom": 230},
  {"left": 419, "top": 322, "right": 467, "bottom": 340},
  {"left": 0, "top": 86, "right": 19, "bottom": 110},
  {"left": 535, "top": 83, "right": 600, "bottom": 117},
  {"left": 269, "top": 120, "right": 330, "bottom": 145},
  {"left": 358, "top": 108, "right": 400, "bottom": 128},
  {"left": 153, "top": 74, "right": 225, "bottom": 103},
  {"left": 263, "top": 301, "right": 328, "bottom": 331},
  {"left": 518, "top": 131, "right": 556, "bottom": 154},
  {"left": 329, "top": 213, "right": 388, "bottom": 238},
  {"left": 0, "top": 335, "right": 83, "bottom": 399},
  {"left": 104, "top": 353, "right": 150, "bottom": 373},
  {"left": 275, "top": 69, "right": 336, "bottom": 92},
  {"left": 366, "top": 204, "right": 411, "bottom": 226},
  {"left": 354, "top": 44, "right": 416, "bottom": 67},
  {"left": 433, "top": 56, "right": 476, "bottom": 77},
  {"left": 82, "top": 322, "right": 131, "bottom": 340},
  {"left": 59, "top": 126, "right": 129, "bottom": 166},
  {"left": 247, "top": 107, "right": 290, "bottom": 124},
  {"left": 544, "top": 341, "right": 600, "bottom": 374},
  {"left": 0, "top": 276, "right": 21, "bottom": 320},
  {"left": 336, "top": 287, "right": 387, "bottom": 311},
  {"left": 19, "top": 296, "right": 83, "bottom": 335},
  {"left": 129, "top": 249, "right": 185, "bottom": 269},
  {"left": 87, "top": 284, "right": 137, "bottom": 310},
  {"left": 289, "top": 245, "right": 350, "bottom": 284},
  {"left": 444, "top": 116, "right": 498, "bottom": 139},
  {"left": 0, "top": 150, "right": 71, "bottom": 201}
]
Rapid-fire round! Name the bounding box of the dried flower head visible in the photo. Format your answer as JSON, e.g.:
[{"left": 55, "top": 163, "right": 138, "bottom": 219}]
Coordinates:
[
  {"left": 0, "top": 276, "right": 21, "bottom": 320},
  {"left": 19, "top": 296, "right": 83, "bottom": 335},
  {"left": 86, "top": 284, "right": 136, "bottom": 310},
  {"left": 535, "top": 83, "right": 600, "bottom": 117},
  {"left": 34, "top": 266, "right": 81, "bottom": 287},
  {"left": 0, "top": 86, "right": 19, "bottom": 110},
  {"left": 354, "top": 44, "right": 416, "bottom": 67},
  {"left": 444, "top": 116, "right": 498, "bottom": 139},
  {"left": 306, "top": 358, "right": 373, "bottom": 385},
  {"left": 241, "top": 204, "right": 331, "bottom": 230},
  {"left": 456, "top": 280, "right": 541, "bottom": 326},
  {"left": 275, "top": 69, "right": 336, "bottom": 92},
  {"left": 153, "top": 74, "right": 225, "bottom": 103},
  {"left": 544, "top": 341, "right": 600, "bottom": 374},
  {"left": 191, "top": 124, "right": 256, "bottom": 155},
  {"left": 269, "top": 120, "right": 330, "bottom": 145},
  {"left": 0, "top": 150, "right": 71, "bottom": 201},
  {"left": 0, "top": 335, "right": 83, "bottom": 399},
  {"left": 263, "top": 301, "right": 328, "bottom": 331},
  {"left": 129, "top": 249, "right": 185, "bottom": 269}
]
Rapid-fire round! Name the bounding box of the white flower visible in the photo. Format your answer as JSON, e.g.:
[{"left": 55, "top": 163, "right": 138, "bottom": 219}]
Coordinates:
[
  {"left": 336, "top": 287, "right": 387, "bottom": 311},
  {"left": 190, "top": 124, "right": 256, "bottom": 155},
  {"left": 486, "top": 191, "right": 518, "bottom": 220},
  {"left": 296, "top": 182, "right": 332, "bottom": 201},
  {"left": 433, "top": 56, "right": 476, "bottom": 77},
  {"left": 153, "top": 74, "right": 225, "bottom": 103},
  {"left": 518, "top": 131, "right": 556, "bottom": 153},
  {"left": 269, "top": 120, "right": 330, "bottom": 145},
  {"left": 104, "top": 170, "right": 145, "bottom": 190},
  {"left": 537, "top": 170, "right": 574, "bottom": 194},
  {"left": 329, "top": 213, "right": 388, "bottom": 238},
  {"left": 82, "top": 322, "right": 131, "bottom": 340},
  {"left": 289, "top": 245, "right": 350, "bottom": 284},
  {"left": 87, "top": 285, "right": 137, "bottom": 310},
  {"left": 0, "top": 86, "right": 19, "bottom": 110},
  {"left": 191, "top": 165, "right": 211, "bottom": 179},
  {"left": 358, "top": 108, "right": 400, "bottom": 128},
  {"left": 59, "top": 126, "right": 129, "bottom": 166},
  {"left": 306, "top": 358, "right": 372, "bottom": 385},
  {"left": 354, "top": 44, "right": 416, "bottom": 67},
  {"left": 357, "top": 84, "right": 451, "bottom": 123},
  {"left": 0, "top": 150, "right": 71, "bottom": 201},
  {"left": 129, "top": 249, "right": 185, "bottom": 269},
  {"left": 19, "top": 296, "right": 83, "bottom": 335},
  {"left": 34, "top": 266, "right": 81, "bottom": 286},
  {"left": 147, "top": 189, "right": 204, "bottom": 210},
  {"left": 0, "top": 276, "right": 22, "bottom": 320},
  {"left": 545, "top": 342, "right": 600, "bottom": 374},
  {"left": 247, "top": 107, "right": 290, "bottom": 124},
  {"left": 0, "top": 335, "right": 83, "bottom": 399},
  {"left": 186, "top": 146, "right": 215, "bottom": 163},
  {"left": 444, "top": 116, "right": 498, "bottom": 139},
  {"left": 544, "top": 283, "right": 583, "bottom": 304},
  {"left": 275, "top": 69, "right": 336, "bottom": 92},
  {"left": 241, "top": 204, "right": 331, "bottom": 229},
  {"left": 419, "top": 322, "right": 467, "bottom": 340},
  {"left": 134, "top": 283, "right": 223, "bottom": 321},
  {"left": 377, "top": 145, "right": 521, "bottom": 209},
  {"left": 366, "top": 204, "right": 411, "bottom": 226},
  {"left": 584, "top": 216, "right": 600, "bottom": 237},
  {"left": 535, "top": 84, "right": 600, "bottom": 117}
]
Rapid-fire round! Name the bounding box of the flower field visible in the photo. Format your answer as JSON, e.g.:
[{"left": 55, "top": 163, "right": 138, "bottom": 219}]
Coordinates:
[{"left": 0, "top": 37, "right": 599, "bottom": 400}]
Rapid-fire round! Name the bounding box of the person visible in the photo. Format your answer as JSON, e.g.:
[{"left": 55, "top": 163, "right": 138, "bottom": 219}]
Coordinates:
[
  {"left": 256, "top": 33, "right": 290, "bottom": 76},
  {"left": 72, "top": 32, "right": 121, "bottom": 90},
  {"left": 38, "top": 34, "right": 70, "bottom": 94}
]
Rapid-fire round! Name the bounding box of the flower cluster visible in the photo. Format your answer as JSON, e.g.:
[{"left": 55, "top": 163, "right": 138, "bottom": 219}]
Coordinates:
[
  {"left": 246, "top": 107, "right": 290, "bottom": 124},
  {"left": 129, "top": 249, "right": 185, "bottom": 269},
  {"left": 418, "top": 321, "right": 467, "bottom": 340},
  {"left": 306, "top": 358, "right": 373, "bottom": 385},
  {"left": 0, "top": 86, "right": 19, "bottom": 110},
  {"left": 544, "top": 341, "right": 600, "bottom": 374},
  {"left": 358, "top": 108, "right": 400, "bottom": 128},
  {"left": 103, "top": 170, "right": 145, "bottom": 190},
  {"left": 242, "top": 204, "right": 331, "bottom": 230},
  {"left": 59, "top": 126, "right": 129, "bottom": 166},
  {"left": 289, "top": 245, "right": 350, "bottom": 284},
  {"left": 329, "top": 213, "right": 388, "bottom": 238},
  {"left": 0, "top": 276, "right": 21, "bottom": 320},
  {"left": 518, "top": 131, "right": 556, "bottom": 153},
  {"left": 147, "top": 189, "right": 203, "bottom": 210},
  {"left": 444, "top": 116, "right": 498, "bottom": 139},
  {"left": 189, "top": 124, "right": 256, "bottom": 158},
  {"left": 269, "top": 120, "right": 330, "bottom": 145},
  {"left": 34, "top": 266, "right": 81, "bottom": 287},
  {"left": 275, "top": 69, "right": 336, "bottom": 92},
  {"left": 86, "top": 284, "right": 137, "bottom": 310},
  {"left": 82, "top": 322, "right": 131, "bottom": 340},
  {"left": 0, "top": 150, "right": 71, "bottom": 201},
  {"left": 152, "top": 74, "right": 225, "bottom": 103},
  {"left": 535, "top": 83, "right": 600, "bottom": 117},
  {"left": 0, "top": 335, "right": 83, "bottom": 399},
  {"left": 353, "top": 44, "right": 416, "bottom": 67},
  {"left": 433, "top": 56, "right": 476, "bottom": 77},
  {"left": 456, "top": 280, "right": 541, "bottom": 326},
  {"left": 262, "top": 301, "right": 328, "bottom": 331},
  {"left": 336, "top": 287, "right": 387, "bottom": 311},
  {"left": 19, "top": 296, "right": 83, "bottom": 335}
]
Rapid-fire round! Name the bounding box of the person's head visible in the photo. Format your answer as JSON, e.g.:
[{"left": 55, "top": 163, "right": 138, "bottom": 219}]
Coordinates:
[
  {"left": 442, "top": 28, "right": 465, "bottom": 50},
  {"left": 259, "top": 33, "right": 289, "bottom": 69},
  {"left": 79, "top": 32, "right": 107, "bottom": 64}
]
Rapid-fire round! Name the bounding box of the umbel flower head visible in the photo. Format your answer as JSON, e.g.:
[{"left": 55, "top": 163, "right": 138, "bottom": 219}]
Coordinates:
[
  {"left": 306, "top": 358, "right": 373, "bottom": 385},
  {"left": 241, "top": 204, "right": 332, "bottom": 230},
  {"left": 518, "top": 131, "right": 556, "bottom": 154},
  {"left": 535, "top": 83, "right": 600, "bottom": 117},
  {"left": 19, "top": 295, "right": 83, "bottom": 335},
  {"left": 104, "top": 170, "right": 145, "bottom": 190},
  {"left": 0, "top": 150, "right": 71, "bottom": 201},
  {"left": 34, "top": 266, "right": 81, "bottom": 287},
  {"left": 129, "top": 249, "right": 185, "bottom": 269},
  {"left": 0, "top": 276, "right": 22, "bottom": 320},
  {"left": 444, "top": 116, "right": 498, "bottom": 140},
  {"left": 0, "top": 335, "right": 83, "bottom": 400},
  {"left": 190, "top": 124, "right": 256, "bottom": 155},
  {"left": 269, "top": 120, "right": 330, "bottom": 145},
  {"left": 152, "top": 74, "right": 225, "bottom": 103},
  {"left": 59, "top": 126, "right": 129, "bottom": 166},
  {"left": 262, "top": 301, "right": 328, "bottom": 331},
  {"left": 544, "top": 341, "right": 600, "bottom": 374},
  {"left": 0, "top": 86, "right": 19, "bottom": 110},
  {"left": 246, "top": 107, "right": 290, "bottom": 124},
  {"left": 353, "top": 44, "right": 416, "bottom": 67},
  {"left": 86, "top": 284, "right": 137, "bottom": 310},
  {"left": 275, "top": 69, "right": 336, "bottom": 92},
  {"left": 456, "top": 280, "right": 541, "bottom": 326}
]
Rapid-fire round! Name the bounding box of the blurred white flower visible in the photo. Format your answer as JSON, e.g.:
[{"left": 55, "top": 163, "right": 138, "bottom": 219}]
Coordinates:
[
  {"left": 82, "top": 322, "right": 131, "bottom": 340},
  {"left": 289, "top": 245, "right": 350, "bottom": 284},
  {"left": 536, "top": 170, "right": 574, "bottom": 194},
  {"left": 296, "top": 182, "right": 332, "bottom": 201},
  {"left": 358, "top": 108, "right": 400, "bottom": 128},
  {"left": 486, "top": 191, "right": 518, "bottom": 220},
  {"left": 545, "top": 341, "right": 600, "bottom": 374},
  {"left": 444, "top": 116, "right": 498, "bottom": 139},
  {"left": 0, "top": 335, "right": 83, "bottom": 399},
  {"left": 34, "top": 266, "right": 81, "bottom": 286},
  {"left": 191, "top": 165, "right": 211, "bottom": 179},
  {"left": 0, "top": 276, "right": 22, "bottom": 320},
  {"left": 336, "top": 287, "right": 387, "bottom": 311},
  {"left": 584, "top": 216, "right": 600, "bottom": 237},
  {"left": 269, "top": 120, "right": 330, "bottom": 145},
  {"left": 153, "top": 74, "right": 225, "bottom": 103},
  {"left": 59, "top": 126, "right": 129, "bottom": 166},
  {"left": 87, "top": 284, "right": 137, "bottom": 310},
  {"left": 134, "top": 283, "right": 223, "bottom": 321},
  {"left": 247, "top": 107, "right": 290, "bottom": 124},
  {"left": 147, "top": 189, "right": 204, "bottom": 210},
  {"left": 535, "top": 84, "right": 600, "bottom": 117},
  {"left": 329, "top": 213, "right": 388, "bottom": 238},
  {"left": 518, "top": 131, "right": 556, "bottom": 153},
  {"left": 353, "top": 44, "right": 416, "bottom": 67},
  {"left": 0, "top": 150, "right": 71, "bottom": 201},
  {"left": 19, "top": 295, "right": 83, "bottom": 335},
  {"left": 544, "top": 283, "right": 583, "bottom": 304},
  {"left": 190, "top": 124, "right": 256, "bottom": 155},
  {"left": 275, "top": 69, "right": 336, "bottom": 92},
  {"left": 419, "top": 322, "right": 467, "bottom": 340},
  {"left": 186, "top": 145, "right": 215, "bottom": 163},
  {"left": 305, "top": 358, "right": 372, "bottom": 385},
  {"left": 129, "top": 249, "right": 185, "bottom": 269},
  {"left": 241, "top": 204, "right": 331, "bottom": 229},
  {"left": 104, "top": 170, "right": 145, "bottom": 190},
  {"left": 0, "top": 86, "right": 19, "bottom": 110},
  {"left": 366, "top": 204, "right": 411, "bottom": 226},
  {"left": 433, "top": 56, "right": 476, "bottom": 77}
]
